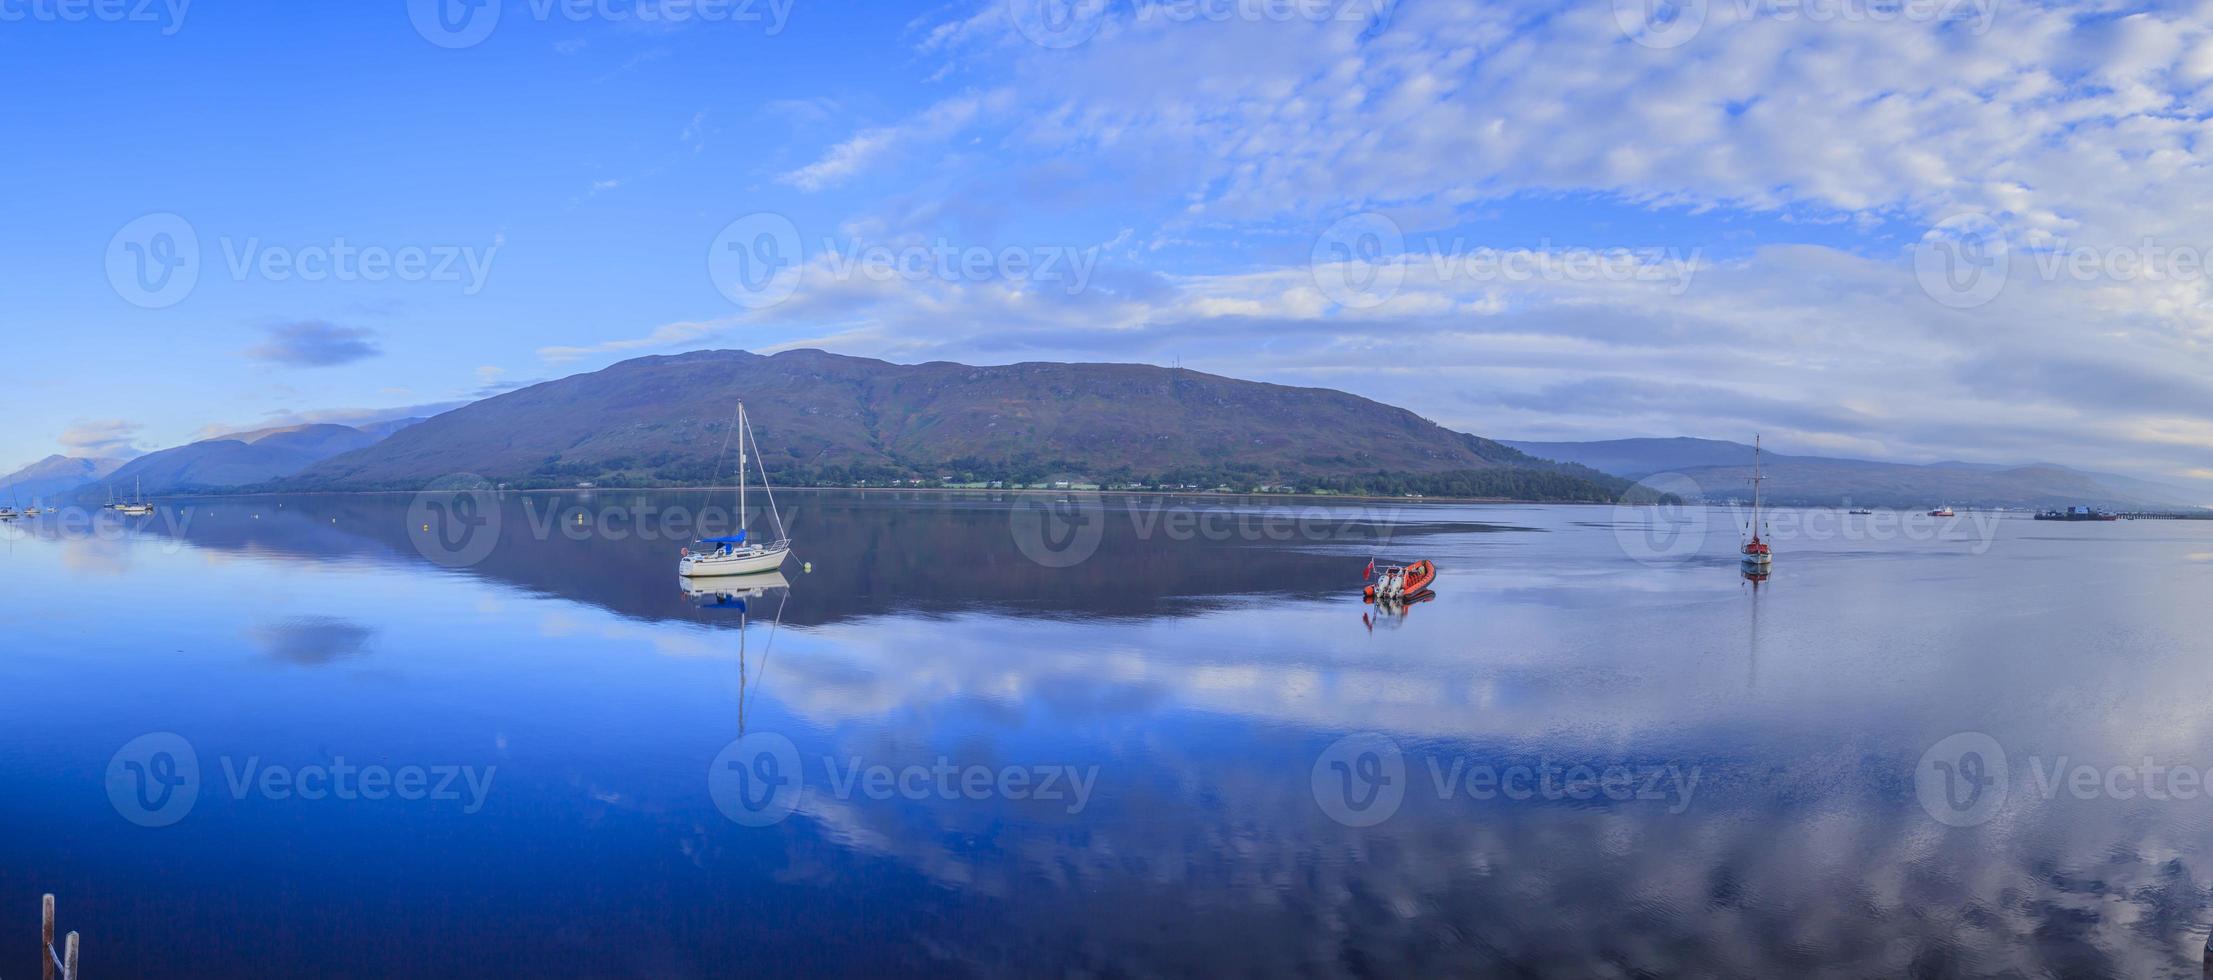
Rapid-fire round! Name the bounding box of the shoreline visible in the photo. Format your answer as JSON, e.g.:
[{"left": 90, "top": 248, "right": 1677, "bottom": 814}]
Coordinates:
[
  {"left": 64, "top": 485, "right": 2206, "bottom": 514},
  {"left": 143, "top": 485, "right": 1609, "bottom": 508}
]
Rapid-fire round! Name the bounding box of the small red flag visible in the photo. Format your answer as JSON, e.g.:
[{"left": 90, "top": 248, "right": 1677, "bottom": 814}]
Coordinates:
[{"left": 1363, "top": 558, "right": 1375, "bottom": 581}]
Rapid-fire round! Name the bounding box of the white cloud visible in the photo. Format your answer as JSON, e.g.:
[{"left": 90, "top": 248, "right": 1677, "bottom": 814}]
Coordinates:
[
  {"left": 680, "top": 110, "right": 708, "bottom": 152},
  {"left": 58, "top": 419, "right": 147, "bottom": 460},
  {"left": 852, "top": 0, "right": 2213, "bottom": 253},
  {"left": 779, "top": 93, "right": 997, "bottom": 191},
  {"left": 677, "top": 0, "right": 2212, "bottom": 485},
  {"left": 538, "top": 319, "right": 729, "bottom": 363},
  {"left": 552, "top": 0, "right": 2213, "bottom": 486}
]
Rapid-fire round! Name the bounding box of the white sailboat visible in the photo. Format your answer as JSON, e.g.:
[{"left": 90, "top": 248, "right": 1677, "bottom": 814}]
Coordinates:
[
  {"left": 680, "top": 401, "right": 791, "bottom": 577},
  {"left": 118, "top": 477, "right": 154, "bottom": 516}
]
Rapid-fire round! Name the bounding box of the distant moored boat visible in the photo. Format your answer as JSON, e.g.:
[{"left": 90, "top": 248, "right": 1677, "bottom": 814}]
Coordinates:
[
  {"left": 117, "top": 477, "right": 154, "bottom": 516},
  {"left": 2033, "top": 506, "right": 2121, "bottom": 522},
  {"left": 1742, "top": 436, "right": 1772, "bottom": 575}
]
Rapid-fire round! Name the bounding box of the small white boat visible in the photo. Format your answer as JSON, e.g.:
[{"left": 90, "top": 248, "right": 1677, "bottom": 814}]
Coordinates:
[
  {"left": 117, "top": 477, "right": 154, "bottom": 516},
  {"left": 680, "top": 400, "right": 792, "bottom": 578},
  {"left": 0, "top": 508, "right": 17, "bottom": 521}
]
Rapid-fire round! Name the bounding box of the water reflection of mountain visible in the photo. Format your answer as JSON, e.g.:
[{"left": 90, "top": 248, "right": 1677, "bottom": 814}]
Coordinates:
[{"left": 143, "top": 492, "right": 1518, "bottom": 627}]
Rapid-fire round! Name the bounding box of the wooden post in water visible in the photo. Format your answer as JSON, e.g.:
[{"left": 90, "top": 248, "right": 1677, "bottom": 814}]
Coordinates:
[
  {"left": 62, "top": 930, "right": 78, "bottom": 980},
  {"left": 41, "top": 894, "right": 54, "bottom": 980}
]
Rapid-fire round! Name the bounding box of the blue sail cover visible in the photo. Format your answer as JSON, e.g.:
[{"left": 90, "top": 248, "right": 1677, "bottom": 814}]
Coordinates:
[{"left": 700, "top": 532, "right": 747, "bottom": 544}]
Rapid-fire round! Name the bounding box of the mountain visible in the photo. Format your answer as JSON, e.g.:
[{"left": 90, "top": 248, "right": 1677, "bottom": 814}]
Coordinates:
[
  {"left": 356, "top": 417, "right": 427, "bottom": 441},
  {"left": 1503, "top": 438, "right": 1757, "bottom": 480},
  {"left": 213, "top": 417, "right": 426, "bottom": 446},
  {"left": 0, "top": 455, "right": 126, "bottom": 502},
  {"left": 287, "top": 349, "right": 1626, "bottom": 499},
  {"left": 1506, "top": 437, "right": 2211, "bottom": 511},
  {"left": 85, "top": 423, "right": 410, "bottom": 498}
]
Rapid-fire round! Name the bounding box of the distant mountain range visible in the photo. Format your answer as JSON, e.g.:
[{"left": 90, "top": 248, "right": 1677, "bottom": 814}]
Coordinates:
[
  {"left": 1504, "top": 437, "right": 2210, "bottom": 511},
  {"left": 284, "top": 349, "right": 1627, "bottom": 500},
  {"left": 67, "top": 420, "right": 425, "bottom": 501},
  {"left": 34, "top": 353, "right": 2191, "bottom": 510},
  {"left": 0, "top": 455, "right": 127, "bottom": 502}
]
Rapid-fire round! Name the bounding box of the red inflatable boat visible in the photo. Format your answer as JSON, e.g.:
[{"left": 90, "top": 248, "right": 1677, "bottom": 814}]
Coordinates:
[{"left": 1363, "top": 559, "right": 1436, "bottom": 601}]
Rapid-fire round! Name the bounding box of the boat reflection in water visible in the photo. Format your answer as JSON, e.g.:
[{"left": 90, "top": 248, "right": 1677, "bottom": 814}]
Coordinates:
[
  {"left": 1361, "top": 588, "right": 1434, "bottom": 631},
  {"left": 683, "top": 569, "right": 791, "bottom": 735},
  {"left": 681, "top": 569, "right": 792, "bottom": 609}
]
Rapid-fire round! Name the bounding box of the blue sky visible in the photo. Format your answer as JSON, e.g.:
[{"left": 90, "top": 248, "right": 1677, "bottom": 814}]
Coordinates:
[{"left": 6, "top": 0, "right": 2212, "bottom": 490}]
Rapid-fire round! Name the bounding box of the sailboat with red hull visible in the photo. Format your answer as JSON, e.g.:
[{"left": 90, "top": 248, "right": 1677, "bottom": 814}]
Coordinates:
[{"left": 1742, "top": 436, "right": 1772, "bottom": 577}]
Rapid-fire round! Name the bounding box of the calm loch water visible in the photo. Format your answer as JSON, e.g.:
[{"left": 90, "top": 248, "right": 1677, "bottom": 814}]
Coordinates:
[{"left": 5, "top": 492, "right": 2213, "bottom": 977}]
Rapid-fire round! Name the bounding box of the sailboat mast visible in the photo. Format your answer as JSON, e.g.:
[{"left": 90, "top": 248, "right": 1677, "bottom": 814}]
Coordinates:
[
  {"left": 737, "top": 402, "right": 748, "bottom": 536},
  {"left": 1750, "top": 435, "right": 1763, "bottom": 540}
]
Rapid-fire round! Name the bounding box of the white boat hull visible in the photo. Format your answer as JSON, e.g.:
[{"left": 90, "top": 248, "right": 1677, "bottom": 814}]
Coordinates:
[{"left": 680, "top": 545, "right": 790, "bottom": 577}]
